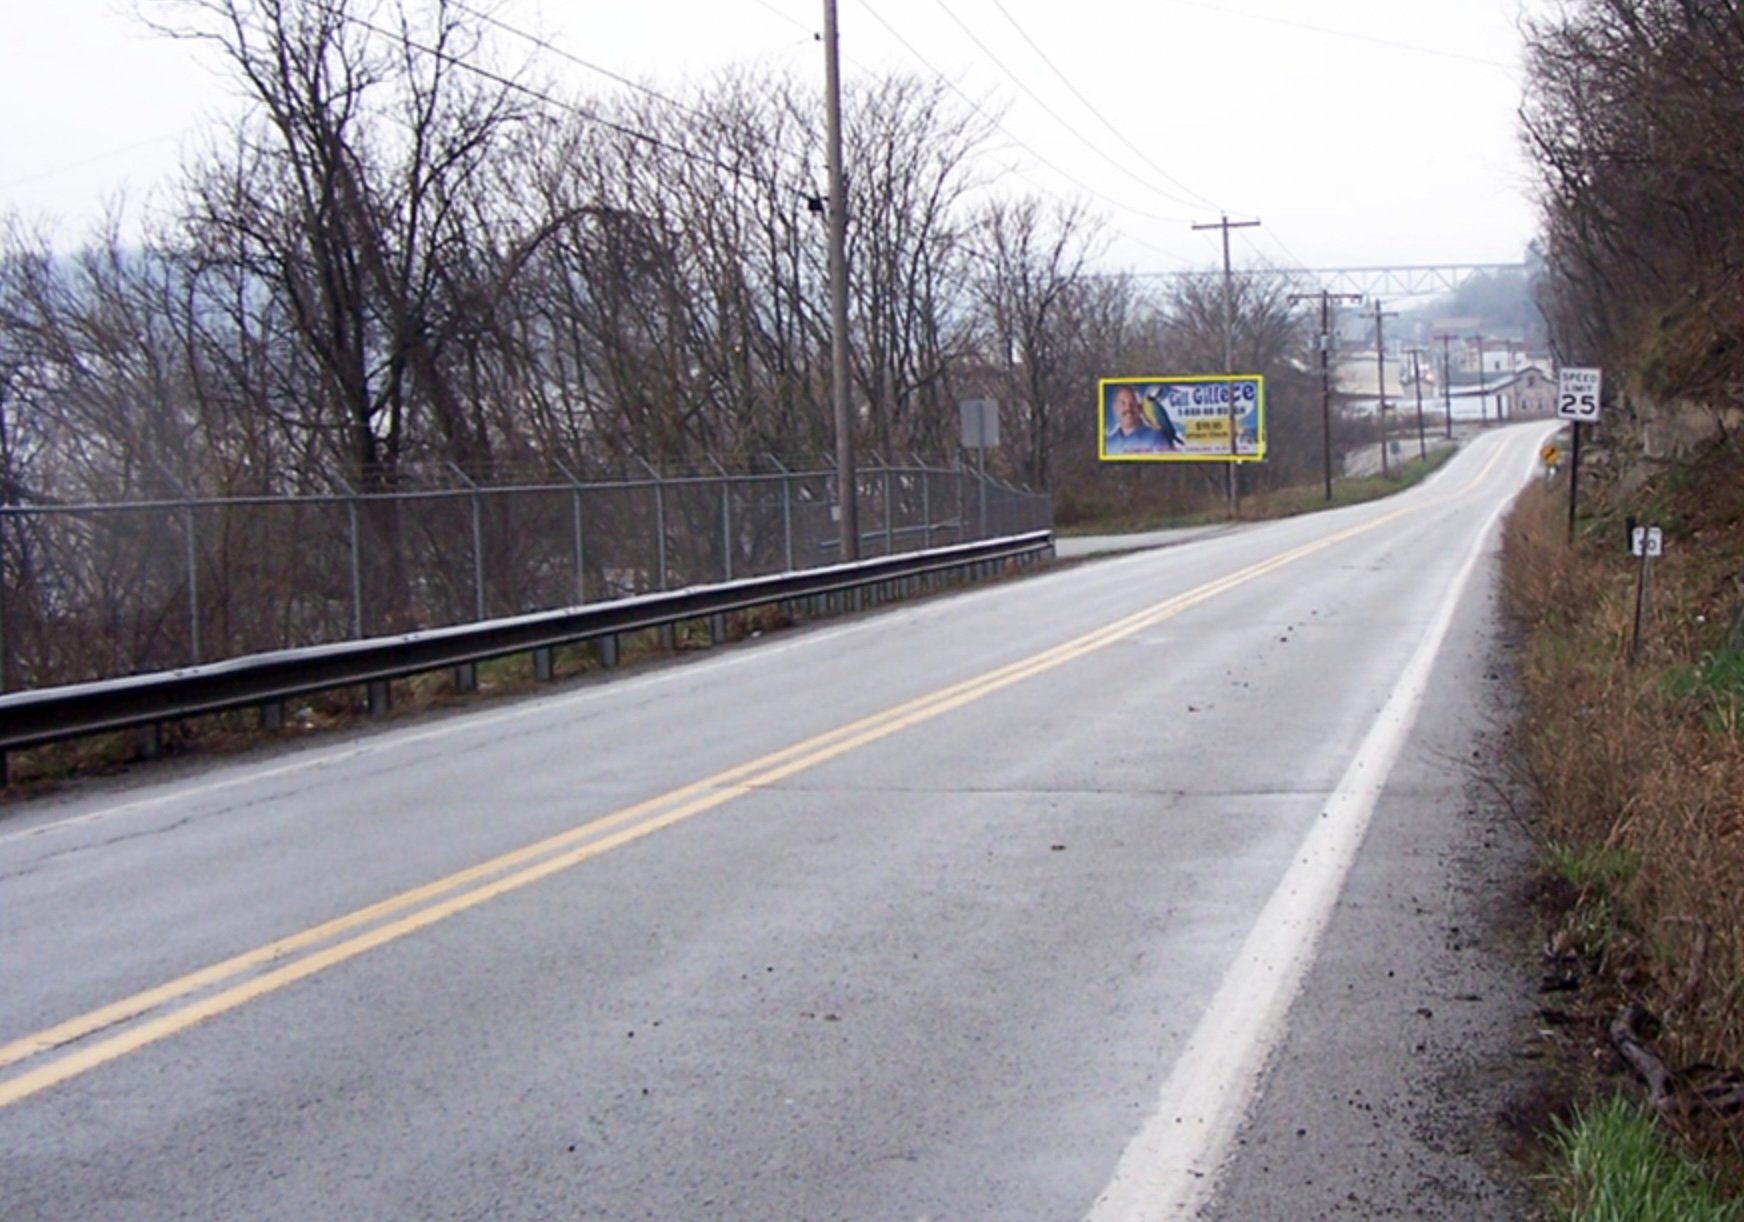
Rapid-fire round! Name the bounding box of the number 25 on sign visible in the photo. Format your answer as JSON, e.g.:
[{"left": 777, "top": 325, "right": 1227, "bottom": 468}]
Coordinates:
[{"left": 1557, "top": 367, "right": 1602, "bottom": 421}]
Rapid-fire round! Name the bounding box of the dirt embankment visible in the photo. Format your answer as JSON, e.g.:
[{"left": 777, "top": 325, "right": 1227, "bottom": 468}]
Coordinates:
[{"left": 1500, "top": 442, "right": 1744, "bottom": 1187}]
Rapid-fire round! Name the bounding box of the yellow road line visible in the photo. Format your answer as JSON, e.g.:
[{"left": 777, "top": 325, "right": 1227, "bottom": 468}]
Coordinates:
[{"left": 0, "top": 488, "right": 1439, "bottom": 1110}]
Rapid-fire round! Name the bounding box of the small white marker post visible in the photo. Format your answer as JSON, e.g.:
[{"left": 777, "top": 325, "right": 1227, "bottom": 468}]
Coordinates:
[{"left": 1629, "top": 524, "right": 1663, "bottom": 663}]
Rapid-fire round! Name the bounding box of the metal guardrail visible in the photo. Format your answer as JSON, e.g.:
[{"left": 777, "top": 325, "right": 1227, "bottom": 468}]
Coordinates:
[{"left": 0, "top": 531, "right": 1053, "bottom": 775}]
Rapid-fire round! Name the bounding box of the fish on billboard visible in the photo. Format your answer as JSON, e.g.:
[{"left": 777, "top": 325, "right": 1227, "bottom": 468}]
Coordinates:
[{"left": 1098, "top": 376, "right": 1266, "bottom": 462}]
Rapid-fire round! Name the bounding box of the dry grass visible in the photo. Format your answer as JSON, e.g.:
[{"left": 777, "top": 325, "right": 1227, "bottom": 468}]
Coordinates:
[{"left": 1503, "top": 465, "right": 1744, "bottom": 1184}]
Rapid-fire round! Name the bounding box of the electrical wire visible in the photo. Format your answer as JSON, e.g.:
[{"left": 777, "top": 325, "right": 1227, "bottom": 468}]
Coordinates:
[
  {"left": 1156, "top": 0, "right": 1517, "bottom": 74},
  {"left": 932, "top": 0, "right": 1209, "bottom": 212},
  {"left": 450, "top": 1, "right": 716, "bottom": 125},
  {"left": 853, "top": 0, "right": 1195, "bottom": 230},
  {"left": 315, "top": 2, "right": 816, "bottom": 205},
  {"left": 985, "top": 0, "right": 1226, "bottom": 214}
]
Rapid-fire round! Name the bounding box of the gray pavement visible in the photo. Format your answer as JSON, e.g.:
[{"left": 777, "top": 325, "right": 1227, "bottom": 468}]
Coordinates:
[{"left": 0, "top": 423, "right": 1560, "bottom": 1220}]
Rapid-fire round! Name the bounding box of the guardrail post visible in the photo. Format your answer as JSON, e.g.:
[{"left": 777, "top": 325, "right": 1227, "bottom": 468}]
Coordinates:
[
  {"left": 533, "top": 647, "right": 554, "bottom": 682},
  {"left": 710, "top": 613, "right": 726, "bottom": 645},
  {"left": 259, "top": 700, "right": 285, "bottom": 731},
  {"left": 597, "top": 635, "right": 619, "bottom": 669},
  {"left": 454, "top": 662, "right": 478, "bottom": 693},
  {"left": 138, "top": 723, "right": 163, "bottom": 760},
  {"left": 367, "top": 680, "right": 391, "bottom": 715}
]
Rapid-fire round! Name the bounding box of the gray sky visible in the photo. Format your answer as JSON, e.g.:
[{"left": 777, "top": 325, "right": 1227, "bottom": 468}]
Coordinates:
[{"left": 0, "top": 0, "right": 1538, "bottom": 274}]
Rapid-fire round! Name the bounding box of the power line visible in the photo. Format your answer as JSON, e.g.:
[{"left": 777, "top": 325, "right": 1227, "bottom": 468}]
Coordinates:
[
  {"left": 450, "top": 1, "right": 715, "bottom": 125},
  {"left": 852, "top": 0, "right": 1195, "bottom": 229},
  {"left": 932, "top": 0, "right": 1209, "bottom": 212},
  {"left": 1157, "top": 0, "right": 1517, "bottom": 74},
  {"left": 985, "top": 0, "right": 1225, "bottom": 213},
  {"left": 318, "top": 2, "right": 815, "bottom": 205}
]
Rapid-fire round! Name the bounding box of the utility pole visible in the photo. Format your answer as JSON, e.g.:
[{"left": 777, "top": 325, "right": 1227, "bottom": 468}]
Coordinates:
[
  {"left": 1372, "top": 300, "right": 1398, "bottom": 478},
  {"left": 1289, "top": 288, "right": 1361, "bottom": 501},
  {"left": 1471, "top": 333, "right": 1487, "bottom": 426},
  {"left": 1502, "top": 337, "right": 1518, "bottom": 420},
  {"left": 1439, "top": 333, "right": 1455, "bottom": 439},
  {"left": 823, "top": 0, "right": 857, "bottom": 559},
  {"left": 1409, "top": 348, "right": 1427, "bottom": 460},
  {"left": 1193, "top": 213, "right": 1261, "bottom": 517}
]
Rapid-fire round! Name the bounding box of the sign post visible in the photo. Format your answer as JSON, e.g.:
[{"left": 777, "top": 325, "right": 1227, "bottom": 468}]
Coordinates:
[
  {"left": 1556, "top": 367, "right": 1603, "bottom": 541},
  {"left": 960, "top": 397, "right": 999, "bottom": 539},
  {"left": 1629, "top": 523, "right": 1663, "bottom": 663}
]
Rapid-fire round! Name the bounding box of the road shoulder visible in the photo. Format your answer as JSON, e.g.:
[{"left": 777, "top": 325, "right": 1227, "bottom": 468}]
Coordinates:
[{"left": 1202, "top": 539, "right": 1550, "bottom": 1219}]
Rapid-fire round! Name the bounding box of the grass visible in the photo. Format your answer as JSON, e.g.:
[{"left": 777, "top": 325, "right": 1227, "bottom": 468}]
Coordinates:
[
  {"left": 1660, "top": 648, "right": 1744, "bottom": 738},
  {"left": 1057, "top": 446, "right": 1456, "bottom": 535},
  {"left": 1503, "top": 464, "right": 1744, "bottom": 1209},
  {"left": 1549, "top": 1095, "right": 1743, "bottom": 1221}
]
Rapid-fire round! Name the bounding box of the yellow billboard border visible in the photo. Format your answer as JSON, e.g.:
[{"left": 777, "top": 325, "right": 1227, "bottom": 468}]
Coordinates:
[{"left": 1098, "top": 374, "right": 1267, "bottom": 463}]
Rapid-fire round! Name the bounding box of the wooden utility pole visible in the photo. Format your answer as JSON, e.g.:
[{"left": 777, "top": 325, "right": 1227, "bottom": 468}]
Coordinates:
[
  {"left": 1439, "top": 333, "right": 1455, "bottom": 438},
  {"left": 1289, "top": 289, "right": 1361, "bottom": 501},
  {"left": 1372, "top": 300, "right": 1398, "bottom": 478},
  {"left": 1471, "top": 333, "right": 1487, "bottom": 425},
  {"left": 823, "top": 0, "right": 857, "bottom": 559},
  {"left": 1409, "top": 348, "right": 1427, "bottom": 459},
  {"left": 1193, "top": 214, "right": 1261, "bottom": 517}
]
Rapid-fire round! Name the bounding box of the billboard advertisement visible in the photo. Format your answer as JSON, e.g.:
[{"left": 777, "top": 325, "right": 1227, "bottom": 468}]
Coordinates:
[{"left": 1098, "top": 376, "right": 1266, "bottom": 462}]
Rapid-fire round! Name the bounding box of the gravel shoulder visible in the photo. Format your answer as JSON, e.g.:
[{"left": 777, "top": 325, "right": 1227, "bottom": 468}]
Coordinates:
[{"left": 1201, "top": 532, "right": 1552, "bottom": 1219}]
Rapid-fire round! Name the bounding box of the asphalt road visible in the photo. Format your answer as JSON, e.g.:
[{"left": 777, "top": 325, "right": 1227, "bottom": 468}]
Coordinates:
[{"left": 0, "top": 422, "right": 1557, "bottom": 1220}]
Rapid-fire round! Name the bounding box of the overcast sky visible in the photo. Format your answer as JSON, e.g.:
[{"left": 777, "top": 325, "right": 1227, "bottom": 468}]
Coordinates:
[{"left": 0, "top": 0, "right": 1539, "bottom": 275}]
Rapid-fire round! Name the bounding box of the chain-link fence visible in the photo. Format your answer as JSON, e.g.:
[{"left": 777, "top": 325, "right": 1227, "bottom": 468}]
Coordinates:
[{"left": 0, "top": 458, "right": 1051, "bottom": 691}]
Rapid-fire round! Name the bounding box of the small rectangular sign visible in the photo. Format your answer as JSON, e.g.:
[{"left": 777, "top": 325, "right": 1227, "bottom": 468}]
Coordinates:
[
  {"left": 960, "top": 398, "right": 999, "bottom": 449},
  {"left": 1557, "top": 367, "right": 1603, "bottom": 421},
  {"left": 1630, "top": 525, "right": 1663, "bottom": 557}
]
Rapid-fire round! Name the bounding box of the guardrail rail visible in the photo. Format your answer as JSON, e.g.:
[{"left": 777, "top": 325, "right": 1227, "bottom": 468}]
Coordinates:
[{"left": 0, "top": 531, "right": 1053, "bottom": 782}]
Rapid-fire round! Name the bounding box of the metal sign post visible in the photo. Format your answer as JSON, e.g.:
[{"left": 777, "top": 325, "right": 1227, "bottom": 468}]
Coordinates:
[
  {"left": 1629, "top": 524, "right": 1663, "bottom": 663},
  {"left": 1557, "top": 367, "right": 1603, "bottom": 542},
  {"left": 960, "top": 398, "right": 999, "bottom": 539}
]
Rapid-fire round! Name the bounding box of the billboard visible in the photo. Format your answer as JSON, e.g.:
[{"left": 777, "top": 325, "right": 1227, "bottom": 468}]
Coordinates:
[{"left": 1098, "top": 376, "right": 1266, "bottom": 462}]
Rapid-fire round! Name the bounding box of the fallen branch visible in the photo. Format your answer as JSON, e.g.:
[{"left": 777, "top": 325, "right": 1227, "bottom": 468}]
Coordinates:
[{"left": 1610, "top": 1003, "right": 1673, "bottom": 1109}]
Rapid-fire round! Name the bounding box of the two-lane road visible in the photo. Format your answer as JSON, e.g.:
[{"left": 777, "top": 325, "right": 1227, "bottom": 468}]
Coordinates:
[{"left": 0, "top": 423, "right": 1556, "bottom": 1219}]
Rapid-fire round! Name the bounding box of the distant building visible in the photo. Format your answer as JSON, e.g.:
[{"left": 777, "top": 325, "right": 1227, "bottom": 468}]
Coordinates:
[{"left": 1498, "top": 366, "right": 1556, "bottom": 418}]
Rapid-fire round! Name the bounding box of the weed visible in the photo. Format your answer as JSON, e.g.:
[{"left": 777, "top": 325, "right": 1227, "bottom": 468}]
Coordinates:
[{"left": 1548, "top": 1094, "right": 1742, "bottom": 1221}]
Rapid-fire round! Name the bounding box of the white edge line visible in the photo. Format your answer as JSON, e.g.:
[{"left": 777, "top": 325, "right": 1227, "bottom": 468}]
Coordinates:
[{"left": 1085, "top": 434, "right": 1543, "bottom": 1221}]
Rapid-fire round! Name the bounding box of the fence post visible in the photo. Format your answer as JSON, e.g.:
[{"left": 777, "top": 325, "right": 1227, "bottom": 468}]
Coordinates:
[
  {"left": 0, "top": 509, "right": 8, "bottom": 693},
  {"left": 184, "top": 502, "right": 201, "bottom": 664},
  {"left": 635, "top": 458, "right": 667, "bottom": 592},
  {"left": 556, "top": 460, "right": 586, "bottom": 606},
  {"left": 921, "top": 461, "right": 931, "bottom": 545},
  {"left": 767, "top": 454, "right": 794, "bottom": 573},
  {"left": 347, "top": 494, "right": 364, "bottom": 638},
  {"left": 883, "top": 462, "right": 895, "bottom": 554},
  {"left": 573, "top": 488, "right": 586, "bottom": 603},
  {"left": 448, "top": 463, "right": 486, "bottom": 622},
  {"left": 712, "top": 457, "right": 732, "bottom": 583}
]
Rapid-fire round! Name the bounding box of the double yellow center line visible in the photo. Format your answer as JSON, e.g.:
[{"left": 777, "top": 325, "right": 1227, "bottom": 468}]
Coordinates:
[{"left": 0, "top": 475, "right": 1487, "bottom": 1110}]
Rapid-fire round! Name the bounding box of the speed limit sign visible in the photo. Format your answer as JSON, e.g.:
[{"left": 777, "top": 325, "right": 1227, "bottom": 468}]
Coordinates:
[{"left": 1557, "top": 367, "right": 1603, "bottom": 421}]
